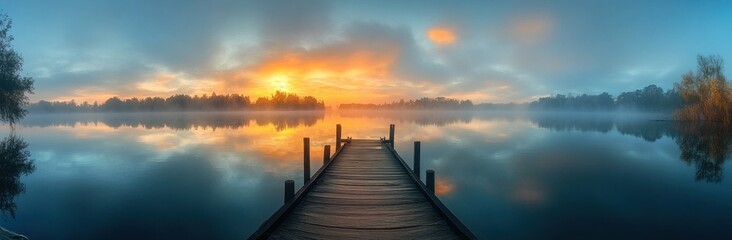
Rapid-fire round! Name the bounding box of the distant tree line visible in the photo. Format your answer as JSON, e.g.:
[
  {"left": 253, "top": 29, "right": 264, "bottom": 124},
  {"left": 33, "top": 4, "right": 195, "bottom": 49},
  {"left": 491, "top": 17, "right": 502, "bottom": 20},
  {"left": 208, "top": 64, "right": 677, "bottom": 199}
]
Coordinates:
[
  {"left": 339, "top": 97, "right": 474, "bottom": 110},
  {"left": 29, "top": 91, "right": 325, "bottom": 112},
  {"left": 529, "top": 85, "right": 682, "bottom": 111},
  {"left": 338, "top": 85, "right": 685, "bottom": 112}
]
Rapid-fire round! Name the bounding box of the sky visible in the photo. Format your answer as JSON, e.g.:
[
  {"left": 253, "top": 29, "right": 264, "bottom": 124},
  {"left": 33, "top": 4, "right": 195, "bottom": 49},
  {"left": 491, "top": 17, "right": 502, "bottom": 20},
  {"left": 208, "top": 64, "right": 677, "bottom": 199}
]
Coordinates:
[{"left": 4, "top": 0, "right": 732, "bottom": 105}]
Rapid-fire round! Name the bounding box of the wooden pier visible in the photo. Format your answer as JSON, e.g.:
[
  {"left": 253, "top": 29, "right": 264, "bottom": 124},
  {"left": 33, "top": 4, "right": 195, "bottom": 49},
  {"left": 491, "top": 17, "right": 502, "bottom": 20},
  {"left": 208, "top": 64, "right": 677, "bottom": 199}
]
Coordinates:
[{"left": 249, "top": 124, "right": 475, "bottom": 239}]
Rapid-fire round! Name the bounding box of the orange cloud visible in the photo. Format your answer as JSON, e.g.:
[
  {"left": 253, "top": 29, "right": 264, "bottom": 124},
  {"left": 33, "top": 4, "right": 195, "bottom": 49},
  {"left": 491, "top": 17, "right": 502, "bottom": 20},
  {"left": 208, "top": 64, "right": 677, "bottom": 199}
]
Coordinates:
[
  {"left": 50, "top": 43, "right": 414, "bottom": 106},
  {"left": 216, "top": 41, "right": 410, "bottom": 106},
  {"left": 49, "top": 88, "right": 119, "bottom": 104},
  {"left": 47, "top": 24, "right": 486, "bottom": 106},
  {"left": 509, "top": 14, "right": 554, "bottom": 46},
  {"left": 427, "top": 27, "right": 457, "bottom": 45},
  {"left": 136, "top": 74, "right": 178, "bottom": 93}
]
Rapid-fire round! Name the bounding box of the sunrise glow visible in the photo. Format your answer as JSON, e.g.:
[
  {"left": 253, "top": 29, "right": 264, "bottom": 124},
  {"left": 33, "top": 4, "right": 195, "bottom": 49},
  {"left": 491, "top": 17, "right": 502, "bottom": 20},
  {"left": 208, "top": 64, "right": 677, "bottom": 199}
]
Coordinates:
[{"left": 4, "top": 1, "right": 728, "bottom": 108}]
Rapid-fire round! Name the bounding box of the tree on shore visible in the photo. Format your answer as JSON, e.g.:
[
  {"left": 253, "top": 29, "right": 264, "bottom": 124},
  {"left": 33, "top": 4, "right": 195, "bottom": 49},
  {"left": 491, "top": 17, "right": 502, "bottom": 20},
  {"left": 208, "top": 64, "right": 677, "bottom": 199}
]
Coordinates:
[
  {"left": 674, "top": 55, "right": 731, "bottom": 124},
  {"left": 0, "top": 13, "right": 33, "bottom": 125},
  {"left": 0, "top": 12, "right": 35, "bottom": 222}
]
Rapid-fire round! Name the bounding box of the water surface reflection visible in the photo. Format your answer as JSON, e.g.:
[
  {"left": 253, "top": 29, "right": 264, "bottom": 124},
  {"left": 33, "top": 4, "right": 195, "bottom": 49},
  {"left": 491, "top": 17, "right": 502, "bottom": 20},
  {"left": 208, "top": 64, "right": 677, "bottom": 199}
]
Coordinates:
[
  {"left": 4, "top": 111, "right": 732, "bottom": 239},
  {"left": 0, "top": 135, "right": 34, "bottom": 219}
]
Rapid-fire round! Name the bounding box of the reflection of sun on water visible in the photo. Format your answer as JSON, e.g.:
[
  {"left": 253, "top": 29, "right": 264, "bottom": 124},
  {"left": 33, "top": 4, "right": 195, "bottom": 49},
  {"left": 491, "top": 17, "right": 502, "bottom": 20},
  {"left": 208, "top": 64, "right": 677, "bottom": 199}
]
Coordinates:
[{"left": 37, "top": 114, "right": 485, "bottom": 178}]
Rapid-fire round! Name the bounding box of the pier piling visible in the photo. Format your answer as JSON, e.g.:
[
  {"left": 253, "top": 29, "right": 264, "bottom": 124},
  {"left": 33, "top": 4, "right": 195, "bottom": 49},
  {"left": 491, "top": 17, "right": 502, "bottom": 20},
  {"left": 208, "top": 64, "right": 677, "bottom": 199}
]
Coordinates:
[
  {"left": 304, "top": 138, "right": 310, "bottom": 183},
  {"left": 284, "top": 180, "right": 294, "bottom": 204},
  {"left": 323, "top": 145, "right": 331, "bottom": 165},
  {"left": 426, "top": 170, "right": 435, "bottom": 194},
  {"left": 414, "top": 141, "right": 421, "bottom": 178}
]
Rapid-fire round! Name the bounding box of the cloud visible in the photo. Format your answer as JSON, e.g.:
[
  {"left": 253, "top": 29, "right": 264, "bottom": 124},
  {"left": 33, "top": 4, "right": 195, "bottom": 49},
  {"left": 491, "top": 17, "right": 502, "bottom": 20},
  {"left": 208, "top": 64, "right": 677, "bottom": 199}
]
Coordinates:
[
  {"left": 210, "top": 22, "right": 453, "bottom": 105},
  {"left": 506, "top": 14, "right": 554, "bottom": 46},
  {"left": 254, "top": 0, "right": 334, "bottom": 46},
  {"left": 5, "top": 0, "right": 732, "bottom": 104},
  {"left": 427, "top": 26, "right": 457, "bottom": 45}
]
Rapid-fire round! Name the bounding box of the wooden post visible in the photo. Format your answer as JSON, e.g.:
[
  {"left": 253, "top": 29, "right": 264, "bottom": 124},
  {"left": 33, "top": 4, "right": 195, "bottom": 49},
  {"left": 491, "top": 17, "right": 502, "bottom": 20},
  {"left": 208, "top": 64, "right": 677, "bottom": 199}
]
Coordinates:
[
  {"left": 426, "top": 170, "right": 435, "bottom": 194},
  {"left": 389, "top": 124, "right": 395, "bottom": 147},
  {"left": 323, "top": 145, "right": 331, "bottom": 165},
  {"left": 336, "top": 124, "right": 342, "bottom": 151},
  {"left": 284, "top": 180, "right": 295, "bottom": 204},
  {"left": 304, "top": 138, "right": 310, "bottom": 183},
  {"left": 414, "top": 141, "right": 421, "bottom": 178}
]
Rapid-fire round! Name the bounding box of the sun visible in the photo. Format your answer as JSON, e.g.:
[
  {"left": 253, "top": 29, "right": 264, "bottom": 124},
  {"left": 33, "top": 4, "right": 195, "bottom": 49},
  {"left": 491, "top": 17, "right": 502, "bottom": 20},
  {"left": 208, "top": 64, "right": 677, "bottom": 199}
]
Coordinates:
[{"left": 268, "top": 74, "right": 291, "bottom": 92}]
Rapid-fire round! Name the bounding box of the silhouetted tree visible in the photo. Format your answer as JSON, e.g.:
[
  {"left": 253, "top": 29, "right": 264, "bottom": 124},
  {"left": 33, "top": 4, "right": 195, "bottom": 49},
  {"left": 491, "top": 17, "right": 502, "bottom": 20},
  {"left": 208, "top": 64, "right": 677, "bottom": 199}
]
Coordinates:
[
  {"left": 0, "top": 14, "right": 34, "bottom": 233},
  {"left": 0, "top": 14, "right": 33, "bottom": 125}
]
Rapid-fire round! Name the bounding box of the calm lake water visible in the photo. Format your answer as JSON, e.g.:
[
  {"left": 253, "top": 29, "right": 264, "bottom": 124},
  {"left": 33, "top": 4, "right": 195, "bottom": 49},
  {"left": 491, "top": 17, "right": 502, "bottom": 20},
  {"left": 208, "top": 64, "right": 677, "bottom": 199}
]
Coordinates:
[{"left": 2, "top": 111, "right": 732, "bottom": 239}]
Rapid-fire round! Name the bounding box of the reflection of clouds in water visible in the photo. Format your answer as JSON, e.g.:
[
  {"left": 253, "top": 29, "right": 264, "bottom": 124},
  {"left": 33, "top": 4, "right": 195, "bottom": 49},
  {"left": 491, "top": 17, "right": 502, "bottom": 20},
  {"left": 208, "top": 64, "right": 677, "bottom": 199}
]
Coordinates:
[
  {"left": 511, "top": 181, "right": 545, "bottom": 205},
  {"left": 6, "top": 112, "right": 732, "bottom": 239},
  {"left": 435, "top": 177, "right": 455, "bottom": 197},
  {"left": 138, "top": 132, "right": 182, "bottom": 151},
  {"left": 420, "top": 126, "right": 730, "bottom": 239},
  {"left": 17, "top": 148, "right": 283, "bottom": 239}
]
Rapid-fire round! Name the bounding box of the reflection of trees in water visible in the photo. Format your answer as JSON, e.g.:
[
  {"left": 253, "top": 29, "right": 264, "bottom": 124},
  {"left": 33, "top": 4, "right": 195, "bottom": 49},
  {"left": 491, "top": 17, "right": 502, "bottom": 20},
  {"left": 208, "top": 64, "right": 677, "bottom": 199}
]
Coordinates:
[
  {"left": 529, "top": 114, "right": 731, "bottom": 182},
  {"left": 22, "top": 112, "right": 324, "bottom": 132},
  {"left": 615, "top": 120, "right": 679, "bottom": 142},
  {"left": 530, "top": 114, "right": 614, "bottom": 133},
  {"left": 0, "top": 135, "right": 34, "bottom": 219},
  {"left": 252, "top": 114, "right": 320, "bottom": 131},
  {"left": 675, "top": 123, "right": 732, "bottom": 183},
  {"left": 22, "top": 111, "right": 732, "bottom": 182}
]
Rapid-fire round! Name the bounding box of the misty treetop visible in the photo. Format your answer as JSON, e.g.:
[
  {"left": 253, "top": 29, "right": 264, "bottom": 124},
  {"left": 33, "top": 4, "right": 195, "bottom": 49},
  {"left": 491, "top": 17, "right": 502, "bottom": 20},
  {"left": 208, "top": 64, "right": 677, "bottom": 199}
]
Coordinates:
[
  {"left": 616, "top": 84, "right": 683, "bottom": 110},
  {"left": 530, "top": 92, "right": 615, "bottom": 110},
  {"left": 0, "top": 13, "right": 33, "bottom": 125},
  {"left": 29, "top": 91, "right": 325, "bottom": 112},
  {"left": 339, "top": 97, "right": 474, "bottom": 110}
]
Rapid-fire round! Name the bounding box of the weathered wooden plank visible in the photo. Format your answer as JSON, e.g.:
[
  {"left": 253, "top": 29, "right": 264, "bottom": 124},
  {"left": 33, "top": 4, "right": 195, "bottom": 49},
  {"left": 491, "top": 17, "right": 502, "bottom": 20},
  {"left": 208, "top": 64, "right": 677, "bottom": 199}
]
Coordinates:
[
  {"left": 302, "top": 195, "right": 427, "bottom": 206},
  {"left": 288, "top": 210, "right": 447, "bottom": 229},
  {"left": 270, "top": 221, "right": 458, "bottom": 240},
  {"left": 314, "top": 186, "right": 409, "bottom": 193},
  {"left": 315, "top": 178, "right": 410, "bottom": 186},
  {"left": 261, "top": 139, "right": 465, "bottom": 239}
]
